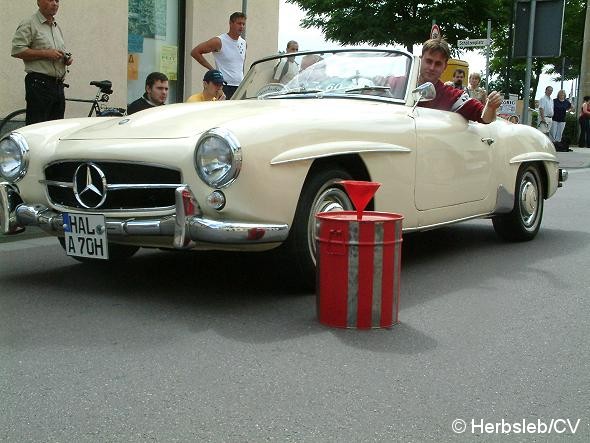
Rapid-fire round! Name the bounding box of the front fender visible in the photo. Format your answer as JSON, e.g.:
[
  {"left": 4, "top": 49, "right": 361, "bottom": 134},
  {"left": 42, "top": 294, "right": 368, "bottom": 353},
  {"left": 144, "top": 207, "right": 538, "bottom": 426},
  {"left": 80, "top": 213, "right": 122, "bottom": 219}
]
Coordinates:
[{"left": 270, "top": 141, "right": 411, "bottom": 165}]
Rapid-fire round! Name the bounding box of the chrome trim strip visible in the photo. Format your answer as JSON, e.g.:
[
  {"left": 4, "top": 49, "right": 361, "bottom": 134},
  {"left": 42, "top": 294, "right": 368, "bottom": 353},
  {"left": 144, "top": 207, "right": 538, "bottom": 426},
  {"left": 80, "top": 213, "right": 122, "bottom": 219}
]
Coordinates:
[
  {"left": 40, "top": 180, "right": 182, "bottom": 190},
  {"left": 347, "top": 221, "right": 359, "bottom": 328},
  {"left": 106, "top": 183, "right": 181, "bottom": 190},
  {"left": 407, "top": 212, "right": 494, "bottom": 233},
  {"left": 52, "top": 203, "right": 174, "bottom": 214},
  {"left": 49, "top": 202, "right": 176, "bottom": 214},
  {"left": 372, "top": 222, "right": 383, "bottom": 327},
  {"left": 39, "top": 180, "right": 72, "bottom": 188}
]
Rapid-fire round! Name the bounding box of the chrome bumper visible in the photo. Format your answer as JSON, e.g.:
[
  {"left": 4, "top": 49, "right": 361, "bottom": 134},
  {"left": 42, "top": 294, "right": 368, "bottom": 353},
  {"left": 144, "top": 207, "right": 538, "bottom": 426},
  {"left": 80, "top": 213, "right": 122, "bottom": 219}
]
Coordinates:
[
  {"left": 0, "top": 183, "right": 289, "bottom": 248},
  {"left": 558, "top": 168, "right": 568, "bottom": 187}
]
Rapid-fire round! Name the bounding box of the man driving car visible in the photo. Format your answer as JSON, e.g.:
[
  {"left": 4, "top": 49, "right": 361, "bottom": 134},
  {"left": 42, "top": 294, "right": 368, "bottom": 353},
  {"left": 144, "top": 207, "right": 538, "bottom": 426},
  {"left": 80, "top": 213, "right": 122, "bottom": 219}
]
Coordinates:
[{"left": 418, "top": 38, "right": 501, "bottom": 124}]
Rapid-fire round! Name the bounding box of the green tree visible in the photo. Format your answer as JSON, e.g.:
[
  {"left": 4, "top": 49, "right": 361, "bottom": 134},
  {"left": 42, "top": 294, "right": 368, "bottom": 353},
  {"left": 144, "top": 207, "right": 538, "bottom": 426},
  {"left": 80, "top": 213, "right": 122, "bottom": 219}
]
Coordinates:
[
  {"left": 288, "top": 0, "right": 498, "bottom": 53},
  {"left": 488, "top": 0, "right": 585, "bottom": 105},
  {"left": 543, "top": 0, "right": 586, "bottom": 82}
]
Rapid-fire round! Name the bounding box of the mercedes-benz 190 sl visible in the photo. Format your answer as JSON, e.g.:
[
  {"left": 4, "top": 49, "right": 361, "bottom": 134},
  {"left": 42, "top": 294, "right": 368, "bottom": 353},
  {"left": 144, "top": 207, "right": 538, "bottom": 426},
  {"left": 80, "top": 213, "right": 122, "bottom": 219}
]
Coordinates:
[{"left": 0, "top": 49, "right": 567, "bottom": 287}]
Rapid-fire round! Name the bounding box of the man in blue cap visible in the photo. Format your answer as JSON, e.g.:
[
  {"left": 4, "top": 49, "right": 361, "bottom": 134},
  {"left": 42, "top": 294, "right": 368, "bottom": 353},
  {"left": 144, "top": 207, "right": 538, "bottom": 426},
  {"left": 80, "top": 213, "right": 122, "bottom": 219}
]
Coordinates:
[{"left": 187, "top": 69, "right": 226, "bottom": 102}]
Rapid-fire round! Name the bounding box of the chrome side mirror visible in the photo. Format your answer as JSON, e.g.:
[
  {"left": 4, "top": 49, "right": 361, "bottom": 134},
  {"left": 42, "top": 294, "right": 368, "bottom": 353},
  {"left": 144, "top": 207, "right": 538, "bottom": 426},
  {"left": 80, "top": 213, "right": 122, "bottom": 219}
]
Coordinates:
[
  {"left": 409, "top": 82, "right": 436, "bottom": 117},
  {"left": 412, "top": 82, "right": 436, "bottom": 102}
]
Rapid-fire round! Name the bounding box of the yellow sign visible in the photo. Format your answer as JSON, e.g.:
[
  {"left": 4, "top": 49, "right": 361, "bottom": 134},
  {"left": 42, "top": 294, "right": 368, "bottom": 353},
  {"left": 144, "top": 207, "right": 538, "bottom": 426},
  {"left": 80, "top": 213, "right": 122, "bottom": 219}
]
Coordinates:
[
  {"left": 127, "top": 53, "right": 139, "bottom": 80},
  {"left": 160, "top": 45, "right": 178, "bottom": 81}
]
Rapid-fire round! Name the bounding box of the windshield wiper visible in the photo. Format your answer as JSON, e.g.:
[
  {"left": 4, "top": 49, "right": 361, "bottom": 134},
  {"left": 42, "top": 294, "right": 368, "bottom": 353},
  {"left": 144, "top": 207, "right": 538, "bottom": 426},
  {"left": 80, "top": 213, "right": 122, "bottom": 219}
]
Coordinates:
[
  {"left": 344, "top": 86, "right": 393, "bottom": 95},
  {"left": 282, "top": 88, "right": 323, "bottom": 95},
  {"left": 259, "top": 88, "right": 323, "bottom": 99}
]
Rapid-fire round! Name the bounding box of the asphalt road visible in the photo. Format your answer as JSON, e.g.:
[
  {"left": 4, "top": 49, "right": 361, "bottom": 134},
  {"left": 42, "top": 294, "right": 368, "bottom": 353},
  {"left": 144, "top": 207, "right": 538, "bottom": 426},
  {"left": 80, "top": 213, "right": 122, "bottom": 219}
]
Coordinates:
[{"left": 1, "top": 169, "right": 589, "bottom": 441}]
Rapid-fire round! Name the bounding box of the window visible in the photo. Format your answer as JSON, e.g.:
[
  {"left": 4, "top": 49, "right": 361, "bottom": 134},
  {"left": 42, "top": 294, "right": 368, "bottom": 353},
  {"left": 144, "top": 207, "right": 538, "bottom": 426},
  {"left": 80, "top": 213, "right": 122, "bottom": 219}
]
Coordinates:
[{"left": 127, "top": 0, "right": 185, "bottom": 104}]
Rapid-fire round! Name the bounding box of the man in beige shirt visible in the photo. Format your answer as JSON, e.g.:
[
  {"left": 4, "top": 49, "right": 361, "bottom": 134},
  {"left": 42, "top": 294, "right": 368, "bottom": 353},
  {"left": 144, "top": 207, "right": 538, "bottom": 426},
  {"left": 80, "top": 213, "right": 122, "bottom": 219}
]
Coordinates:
[{"left": 11, "top": 0, "right": 73, "bottom": 125}]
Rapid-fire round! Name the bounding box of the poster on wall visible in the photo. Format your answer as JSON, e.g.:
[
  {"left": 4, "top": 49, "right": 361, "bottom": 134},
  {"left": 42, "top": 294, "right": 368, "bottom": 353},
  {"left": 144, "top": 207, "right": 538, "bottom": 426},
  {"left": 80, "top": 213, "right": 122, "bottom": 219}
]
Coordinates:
[
  {"left": 128, "top": 54, "right": 139, "bottom": 80},
  {"left": 128, "top": 0, "right": 167, "bottom": 39},
  {"left": 128, "top": 34, "right": 144, "bottom": 53},
  {"left": 160, "top": 45, "right": 177, "bottom": 81}
]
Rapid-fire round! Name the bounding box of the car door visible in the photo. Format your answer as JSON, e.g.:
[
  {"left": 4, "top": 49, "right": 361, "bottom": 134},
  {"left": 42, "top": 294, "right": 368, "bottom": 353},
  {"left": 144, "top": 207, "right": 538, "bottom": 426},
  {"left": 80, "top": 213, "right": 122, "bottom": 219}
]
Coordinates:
[{"left": 413, "top": 107, "right": 493, "bottom": 212}]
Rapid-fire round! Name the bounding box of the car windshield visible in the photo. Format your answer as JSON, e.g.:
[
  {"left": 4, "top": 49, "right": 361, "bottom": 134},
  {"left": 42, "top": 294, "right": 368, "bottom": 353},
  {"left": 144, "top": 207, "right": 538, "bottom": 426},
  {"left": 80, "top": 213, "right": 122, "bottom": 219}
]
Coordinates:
[{"left": 233, "top": 50, "right": 413, "bottom": 101}]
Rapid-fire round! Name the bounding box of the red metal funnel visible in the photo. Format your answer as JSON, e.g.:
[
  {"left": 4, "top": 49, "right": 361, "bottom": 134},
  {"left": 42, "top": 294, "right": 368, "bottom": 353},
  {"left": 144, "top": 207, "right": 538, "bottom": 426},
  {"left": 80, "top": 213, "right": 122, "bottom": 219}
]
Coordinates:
[{"left": 340, "top": 180, "right": 381, "bottom": 220}]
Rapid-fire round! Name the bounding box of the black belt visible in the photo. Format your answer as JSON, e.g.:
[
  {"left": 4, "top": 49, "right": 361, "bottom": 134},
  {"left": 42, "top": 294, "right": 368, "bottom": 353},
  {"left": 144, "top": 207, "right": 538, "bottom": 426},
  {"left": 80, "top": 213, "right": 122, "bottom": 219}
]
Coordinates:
[{"left": 27, "top": 72, "right": 65, "bottom": 84}]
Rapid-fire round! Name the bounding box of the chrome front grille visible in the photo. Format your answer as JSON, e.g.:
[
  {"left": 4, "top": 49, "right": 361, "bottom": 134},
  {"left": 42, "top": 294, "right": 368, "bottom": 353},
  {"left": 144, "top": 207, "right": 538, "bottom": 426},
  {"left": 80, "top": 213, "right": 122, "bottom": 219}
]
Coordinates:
[{"left": 43, "top": 161, "right": 182, "bottom": 211}]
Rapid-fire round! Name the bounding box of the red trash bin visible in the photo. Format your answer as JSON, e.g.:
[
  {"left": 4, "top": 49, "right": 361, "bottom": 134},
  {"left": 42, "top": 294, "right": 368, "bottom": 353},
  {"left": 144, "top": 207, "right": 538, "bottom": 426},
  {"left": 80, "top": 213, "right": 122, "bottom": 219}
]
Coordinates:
[{"left": 315, "top": 181, "right": 403, "bottom": 329}]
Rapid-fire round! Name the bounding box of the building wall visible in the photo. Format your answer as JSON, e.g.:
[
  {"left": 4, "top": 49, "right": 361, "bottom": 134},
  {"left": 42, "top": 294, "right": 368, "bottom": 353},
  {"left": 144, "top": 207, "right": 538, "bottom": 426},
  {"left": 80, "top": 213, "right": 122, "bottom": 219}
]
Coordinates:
[
  {"left": 185, "top": 0, "right": 279, "bottom": 100},
  {"left": 1, "top": 0, "right": 279, "bottom": 117}
]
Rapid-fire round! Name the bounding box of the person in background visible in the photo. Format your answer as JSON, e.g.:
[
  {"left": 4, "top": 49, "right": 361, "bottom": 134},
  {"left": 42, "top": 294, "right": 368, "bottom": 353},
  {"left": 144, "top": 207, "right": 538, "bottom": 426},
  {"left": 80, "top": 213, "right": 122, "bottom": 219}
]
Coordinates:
[
  {"left": 538, "top": 86, "right": 553, "bottom": 136},
  {"left": 300, "top": 54, "right": 322, "bottom": 71},
  {"left": 578, "top": 96, "right": 590, "bottom": 148},
  {"left": 127, "top": 72, "right": 169, "bottom": 115},
  {"left": 11, "top": 0, "right": 74, "bottom": 125},
  {"left": 444, "top": 69, "right": 466, "bottom": 92},
  {"left": 273, "top": 40, "right": 299, "bottom": 84},
  {"left": 467, "top": 72, "right": 487, "bottom": 104},
  {"left": 549, "top": 90, "right": 571, "bottom": 142},
  {"left": 190, "top": 12, "right": 246, "bottom": 99},
  {"left": 417, "top": 38, "right": 501, "bottom": 124},
  {"left": 187, "top": 69, "right": 226, "bottom": 102}
]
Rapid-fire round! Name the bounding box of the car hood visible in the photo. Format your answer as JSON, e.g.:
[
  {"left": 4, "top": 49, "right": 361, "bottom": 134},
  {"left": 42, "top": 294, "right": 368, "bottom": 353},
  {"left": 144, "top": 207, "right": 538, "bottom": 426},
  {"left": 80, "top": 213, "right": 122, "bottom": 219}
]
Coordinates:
[{"left": 60, "top": 98, "right": 405, "bottom": 140}]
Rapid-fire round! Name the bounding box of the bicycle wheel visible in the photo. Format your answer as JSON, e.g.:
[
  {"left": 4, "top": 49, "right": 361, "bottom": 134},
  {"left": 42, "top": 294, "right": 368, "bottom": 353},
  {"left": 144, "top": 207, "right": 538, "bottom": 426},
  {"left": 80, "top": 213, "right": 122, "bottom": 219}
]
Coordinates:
[{"left": 0, "top": 109, "right": 26, "bottom": 137}]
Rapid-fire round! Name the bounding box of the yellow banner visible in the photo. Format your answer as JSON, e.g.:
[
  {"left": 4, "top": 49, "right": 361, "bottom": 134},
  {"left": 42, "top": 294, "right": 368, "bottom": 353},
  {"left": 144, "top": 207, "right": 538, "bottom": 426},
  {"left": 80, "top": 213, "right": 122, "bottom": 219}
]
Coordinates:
[{"left": 127, "top": 53, "right": 139, "bottom": 80}]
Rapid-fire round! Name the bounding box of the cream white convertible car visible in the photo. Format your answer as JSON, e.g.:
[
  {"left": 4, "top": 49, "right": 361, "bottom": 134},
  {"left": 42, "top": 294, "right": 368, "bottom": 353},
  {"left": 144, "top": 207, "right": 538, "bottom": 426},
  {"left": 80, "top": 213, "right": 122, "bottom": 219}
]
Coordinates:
[{"left": 0, "top": 49, "right": 567, "bottom": 286}]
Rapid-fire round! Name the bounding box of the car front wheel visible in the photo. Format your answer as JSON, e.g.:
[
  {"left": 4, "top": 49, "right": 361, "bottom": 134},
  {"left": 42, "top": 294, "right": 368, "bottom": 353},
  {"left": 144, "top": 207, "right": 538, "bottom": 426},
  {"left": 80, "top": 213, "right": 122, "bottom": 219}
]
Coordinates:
[
  {"left": 287, "top": 168, "right": 355, "bottom": 288},
  {"left": 493, "top": 163, "right": 544, "bottom": 241}
]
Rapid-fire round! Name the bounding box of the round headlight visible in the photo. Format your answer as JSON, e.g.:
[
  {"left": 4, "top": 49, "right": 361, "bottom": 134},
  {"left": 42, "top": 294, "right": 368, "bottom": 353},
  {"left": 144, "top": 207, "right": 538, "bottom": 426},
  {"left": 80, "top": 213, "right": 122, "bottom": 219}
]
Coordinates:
[
  {"left": 0, "top": 133, "right": 29, "bottom": 183},
  {"left": 194, "top": 128, "right": 241, "bottom": 188}
]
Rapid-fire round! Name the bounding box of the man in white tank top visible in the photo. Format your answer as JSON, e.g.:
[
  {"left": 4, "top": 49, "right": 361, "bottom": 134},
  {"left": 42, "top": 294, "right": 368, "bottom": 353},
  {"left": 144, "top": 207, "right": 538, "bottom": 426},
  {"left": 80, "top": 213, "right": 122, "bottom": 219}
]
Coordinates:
[{"left": 191, "top": 12, "right": 246, "bottom": 99}]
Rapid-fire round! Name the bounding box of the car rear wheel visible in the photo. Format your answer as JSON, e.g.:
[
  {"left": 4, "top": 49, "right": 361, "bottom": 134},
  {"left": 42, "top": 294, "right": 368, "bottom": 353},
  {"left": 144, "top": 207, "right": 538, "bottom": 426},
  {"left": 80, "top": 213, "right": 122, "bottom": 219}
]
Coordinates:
[
  {"left": 286, "top": 168, "right": 355, "bottom": 288},
  {"left": 58, "top": 237, "right": 139, "bottom": 263},
  {"left": 492, "top": 163, "right": 544, "bottom": 241}
]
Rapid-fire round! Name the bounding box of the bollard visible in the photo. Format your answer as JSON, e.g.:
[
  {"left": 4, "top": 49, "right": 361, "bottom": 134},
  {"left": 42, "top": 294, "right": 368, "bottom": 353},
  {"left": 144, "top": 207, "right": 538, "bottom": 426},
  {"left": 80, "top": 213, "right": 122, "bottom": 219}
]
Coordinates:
[{"left": 316, "top": 181, "right": 403, "bottom": 329}]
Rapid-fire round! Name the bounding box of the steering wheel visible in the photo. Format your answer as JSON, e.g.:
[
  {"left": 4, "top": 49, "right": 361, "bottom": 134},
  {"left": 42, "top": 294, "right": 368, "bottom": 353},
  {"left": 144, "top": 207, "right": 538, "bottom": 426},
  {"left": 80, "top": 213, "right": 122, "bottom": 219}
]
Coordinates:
[
  {"left": 256, "top": 83, "right": 288, "bottom": 98},
  {"left": 345, "top": 75, "right": 375, "bottom": 88}
]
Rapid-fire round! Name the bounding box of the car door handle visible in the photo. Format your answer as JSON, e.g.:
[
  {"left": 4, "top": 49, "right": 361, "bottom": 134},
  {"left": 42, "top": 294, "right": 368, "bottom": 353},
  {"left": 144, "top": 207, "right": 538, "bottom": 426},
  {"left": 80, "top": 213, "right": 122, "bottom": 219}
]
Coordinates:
[{"left": 481, "top": 137, "right": 495, "bottom": 146}]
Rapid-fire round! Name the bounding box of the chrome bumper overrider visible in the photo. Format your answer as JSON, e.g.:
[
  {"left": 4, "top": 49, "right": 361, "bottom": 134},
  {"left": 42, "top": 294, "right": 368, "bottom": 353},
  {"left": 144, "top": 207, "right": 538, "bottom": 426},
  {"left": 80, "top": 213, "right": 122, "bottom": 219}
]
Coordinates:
[
  {"left": 558, "top": 168, "right": 568, "bottom": 187},
  {"left": 0, "top": 183, "right": 289, "bottom": 248}
]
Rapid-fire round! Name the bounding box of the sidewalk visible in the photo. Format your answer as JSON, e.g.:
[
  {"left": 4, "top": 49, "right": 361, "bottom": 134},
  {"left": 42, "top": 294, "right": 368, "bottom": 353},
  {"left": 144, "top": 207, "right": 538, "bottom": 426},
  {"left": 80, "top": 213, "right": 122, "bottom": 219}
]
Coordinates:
[{"left": 556, "top": 146, "right": 590, "bottom": 169}]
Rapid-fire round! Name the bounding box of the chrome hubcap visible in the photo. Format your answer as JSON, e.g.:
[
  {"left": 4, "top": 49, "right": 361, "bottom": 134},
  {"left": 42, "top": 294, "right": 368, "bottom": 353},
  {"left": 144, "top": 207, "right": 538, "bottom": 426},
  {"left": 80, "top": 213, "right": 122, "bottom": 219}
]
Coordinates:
[
  {"left": 519, "top": 172, "right": 539, "bottom": 228},
  {"left": 307, "top": 182, "right": 354, "bottom": 264}
]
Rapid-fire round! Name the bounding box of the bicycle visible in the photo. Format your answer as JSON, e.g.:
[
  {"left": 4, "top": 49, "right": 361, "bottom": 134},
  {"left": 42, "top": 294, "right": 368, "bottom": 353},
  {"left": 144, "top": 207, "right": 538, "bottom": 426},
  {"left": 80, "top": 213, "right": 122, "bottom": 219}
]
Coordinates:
[{"left": 0, "top": 80, "right": 126, "bottom": 137}]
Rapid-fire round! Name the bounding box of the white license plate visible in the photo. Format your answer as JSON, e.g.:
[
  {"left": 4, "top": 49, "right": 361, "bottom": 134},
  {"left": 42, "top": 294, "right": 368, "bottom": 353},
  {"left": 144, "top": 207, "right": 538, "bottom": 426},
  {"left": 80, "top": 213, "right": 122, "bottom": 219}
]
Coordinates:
[{"left": 63, "top": 213, "right": 109, "bottom": 259}]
